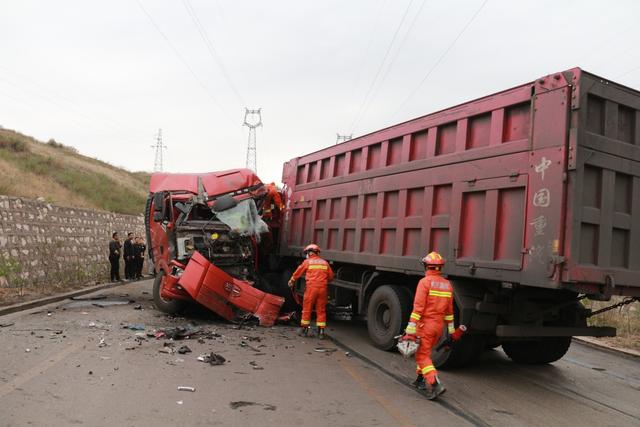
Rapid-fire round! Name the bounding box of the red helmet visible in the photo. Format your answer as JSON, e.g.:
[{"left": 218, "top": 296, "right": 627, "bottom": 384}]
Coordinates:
[
  {"left": 303, "top": 243, "right": 321, "bottom": 254},
  {"left": 421, "top": 251, "right": 445, "bottom": 267}
]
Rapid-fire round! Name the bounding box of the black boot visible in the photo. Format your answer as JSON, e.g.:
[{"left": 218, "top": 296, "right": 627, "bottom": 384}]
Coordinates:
[
  {"left": 412, "top": 375, "right": 426, "bottom": 390},
  {"left": 318, "top": 328, "right": 325, "bottom": 340},
  {"left": 297, "top": 327, "right": 309, "bottom": 337},
  {"left": 426, "top": 379, "right": 446, "bottom": 400}
]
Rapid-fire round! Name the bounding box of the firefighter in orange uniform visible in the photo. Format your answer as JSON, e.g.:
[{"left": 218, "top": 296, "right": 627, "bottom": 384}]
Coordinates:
[
  {"left": 288, "top": 244, "right": 334, "bottom": 339},
  {"left": 401, "top": 252, "right": 456, "bottom": 399},
  {"left": 262, "top": 182, "right": 284, "bottom": 222}
]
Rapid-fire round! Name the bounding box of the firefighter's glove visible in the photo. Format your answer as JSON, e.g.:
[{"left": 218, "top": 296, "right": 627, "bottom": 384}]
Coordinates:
[
  {"left": 450, "top": 325, "right": 467, "bottom": 342},
  {"left": 404, "top": 321, "right": 417, "bottom": 336},
  {"left": 287, "top": 279, "right": 294, "bottom": 288}
]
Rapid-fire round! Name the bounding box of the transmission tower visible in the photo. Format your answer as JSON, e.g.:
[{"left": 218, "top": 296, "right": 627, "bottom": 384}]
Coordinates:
[
  {"left": 151, "top": 129, "right": 167, "bottom": 172},
  {"left": 243, "top": 108, "right": 262, "bottom": 173},
  {"left": 336, "top": 133, "right": 353, "bottom": 145}
]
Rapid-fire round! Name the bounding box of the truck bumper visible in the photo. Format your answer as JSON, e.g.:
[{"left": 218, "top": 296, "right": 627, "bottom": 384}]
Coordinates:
[
  {"left": 496, "top": 325, "right": 616, "bottom": 338},
  {"left": 176, "top": 251, "right": 285, "bottom": 327}
]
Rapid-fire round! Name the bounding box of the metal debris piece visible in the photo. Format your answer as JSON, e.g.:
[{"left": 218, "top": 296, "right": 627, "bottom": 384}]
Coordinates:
[
  {"left": 177, "top": 345, "right": 192, "bottom": 354},
  {"left": 229, "top": 401, "right": 276, "bottom": 411},
  {"left": 0, "top": 323, "right": 15, "bottom": 328},
  {"left": 197, "top": 353, "right": 226, "bottom": 365},
  {"left": 314, "top": 347, "right": 338, "bottom": 353},
  {"left": 123, "top": 324, "right": 145, "bottom": 331},
  {"left": 249, "top": 361, "right": 263, "bottom": 370},
  {"left": 177, "top": 386, "right": 196, "bottom": 392}
]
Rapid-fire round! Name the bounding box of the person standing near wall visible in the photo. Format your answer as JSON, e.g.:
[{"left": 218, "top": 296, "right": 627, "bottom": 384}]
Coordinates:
[
  {"left": 123, "top": 232, "right": 134, "bottom": 280},
  {"left": 134, "top": 236, "right": 146, "bottom": 279},
  {"left": 108, "top": 232, "right": 122, "bottom": 282}
]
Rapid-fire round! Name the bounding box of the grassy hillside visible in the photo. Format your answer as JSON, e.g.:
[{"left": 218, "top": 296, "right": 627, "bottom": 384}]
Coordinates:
[{"left": 0, "top": 128, "right": 149, "bottom": 215}]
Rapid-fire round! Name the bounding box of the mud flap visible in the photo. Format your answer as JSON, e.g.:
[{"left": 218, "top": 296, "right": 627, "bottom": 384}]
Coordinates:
[{"left": 178, "top": 252, "right": 284, "bottom": 326}]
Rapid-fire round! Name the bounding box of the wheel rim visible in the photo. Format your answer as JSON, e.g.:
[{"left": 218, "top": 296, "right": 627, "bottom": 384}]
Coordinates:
[{"left": 375, "top": 302, "right": 391, "bottom": 330}]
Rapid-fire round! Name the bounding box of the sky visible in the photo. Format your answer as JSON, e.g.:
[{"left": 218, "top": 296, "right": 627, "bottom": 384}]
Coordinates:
[{"left": 1, "top": 0, "right": 639, "bottom": 184}]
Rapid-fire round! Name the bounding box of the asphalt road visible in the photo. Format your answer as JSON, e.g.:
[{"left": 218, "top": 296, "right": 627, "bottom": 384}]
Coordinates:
[{"left": 0, "top": 279, "right": 638, "bottom": 426}]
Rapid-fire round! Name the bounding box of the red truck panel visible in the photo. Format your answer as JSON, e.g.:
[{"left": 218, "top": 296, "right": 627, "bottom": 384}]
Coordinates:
[{"left": 280, "top": 68, "right": 640, "bottom": 297}]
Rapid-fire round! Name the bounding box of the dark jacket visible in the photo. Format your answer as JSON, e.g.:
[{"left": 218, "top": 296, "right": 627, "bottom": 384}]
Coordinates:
[
  {"left": 133, "top": 243, "right": 146, "bottom": 259},
  {"left": 123, "top": 239, "right": 134, "bottom": 259},
  {"left": 109, "top": 240, "right": 121, "bottom": 259}
]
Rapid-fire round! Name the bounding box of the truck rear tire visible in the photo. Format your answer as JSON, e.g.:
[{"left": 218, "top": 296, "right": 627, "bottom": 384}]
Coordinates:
[
  {"left": 502, "top": 337, "right": 572, "bottom": 364},
  {"left": 431, "top": 293, "right": 485, "bottom": 369},
  {"left": 153, "top": 271, "right": 186, "bottom": 314},
  {"left": 367, "top": 285, "right": 411, "bottom": 350}
]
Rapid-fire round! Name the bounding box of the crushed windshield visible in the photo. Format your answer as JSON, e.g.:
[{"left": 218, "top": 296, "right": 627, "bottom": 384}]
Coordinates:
[{"left": 215, "top": 199, "right": 269, "bottom": 241}]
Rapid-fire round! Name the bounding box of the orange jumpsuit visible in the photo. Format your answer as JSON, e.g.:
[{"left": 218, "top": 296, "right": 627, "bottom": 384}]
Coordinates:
[
  {"left": 291, "top": 254, "right": 334, "bottom": 328},
  {"left": 262, "top": 183, "right": 284, "bottom": 221},
  {"left": 408, "top": 270, "right": 454, "bottom": 384}
]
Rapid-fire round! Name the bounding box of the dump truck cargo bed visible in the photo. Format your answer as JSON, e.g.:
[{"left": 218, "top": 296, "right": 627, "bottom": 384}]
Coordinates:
[{"left": 280, "top": 68, "right": 640, "bottom": 298}]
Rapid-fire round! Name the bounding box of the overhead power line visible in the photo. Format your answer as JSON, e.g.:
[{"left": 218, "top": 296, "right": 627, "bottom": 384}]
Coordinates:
[
  {"left": 349, "top": 0, "right": 415, "bottom": 134},
  {"left": 391, "top": 0, "right": 489, "bottom": 119},
  {"left": 356, "top": 0, "right": 428, "bottom": 130},
  {"left": 181, "top": 0, "right": 245, "bottom": 106},
  {"left": 136, "top": 0, "right": 235, "bottom": 125}
]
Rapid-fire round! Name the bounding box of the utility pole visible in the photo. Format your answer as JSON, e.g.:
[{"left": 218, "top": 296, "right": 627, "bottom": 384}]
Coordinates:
[
  {"left": 336, "top": 133, "right": 353, "bottom": 145},
  {"left": 243, "top": 108, "right": 262, "bottom": 173},
  {"left": 151, "top": 129, "right": 167, "bottom": 172}
]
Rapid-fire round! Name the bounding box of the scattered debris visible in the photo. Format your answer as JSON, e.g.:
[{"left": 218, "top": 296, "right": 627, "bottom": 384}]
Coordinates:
[
  {"left": 314, "top": 347, "right": 338, "bottom": 353},
  {"left": 240, "top": 341, "right": 261, "bottom": 352},
  {"left": 159, "top": 346, "right": 175, "bottom": 355},
  {"left": 345, "top": 352, "right": 352, "bottom": 357},
  {"left": 155, "top": 324, "right": 202, "bottom": 340},
  {"left": 123, "top": 324, "right": 145, "bottom": 331},
  {"left": 133, "top": 305, "right": 143, "bottom": 310},
  {"left": 177, "top": 386, "right": 196, "bottom": 392},
  {"left": 177, "top": 345, "right": 192, "bottom": 354},
  {"left": 25, "top": 348, "right": 31, "bottom": 353},
  {"left": 242, "top": 336, "right": 262, "bottom": 342},
  {"left": 176, "top": 400, "right": 183, "bottom": 405},
  {"left": 88, "top": 371, "right": 93, "bottom": 375},
  {"left": 65, "top": 299, "right": 131, "bottom": 308},
  {"left": 249, "top": 361, "right": 263, "bottom": 370},
  {"left": 229, "top": 401, "right": 276, "bottom": 411},
  {"left": 70, "top": 295, "right": 107, "bottom": 301},
  {"left": 98, "top": 337, "right": 107, "bottom": 348},
  {"left": 197, "top": 353, "right": 226, "bottom": 365},
  {"left": 0, "top": 323, "right": 15, "bottom": 328},
  {"left": 142, "top": 291, "right": 149, "bottom": 295}
]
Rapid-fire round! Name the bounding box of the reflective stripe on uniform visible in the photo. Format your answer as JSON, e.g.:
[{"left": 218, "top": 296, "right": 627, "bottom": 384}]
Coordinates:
[
  {"left": 429, "top": 290, "right": 452, "bottom": 298},
  {"left": 405, "top": 325, "right": 416, "bottom": 334},
  {"left": 410, "top": 312, "right": 421, "bottom": 321},
  {"left": 316, "top": 322, "right": 326, "bottom": 327},
  {"left": 448, "top": 324, "right": 455, "bottom": 334},
  {"left": 444, "top": 314, "right": 454, "bottom": 321},
  {"left": 420, "top": 365, "right": 436, "bottom": 375},
  {"left": 308, "top": 265, "right": 328, "bottom": 270},
  {"left": 301, "top": 319, "right": 311, "bottom": 325}
]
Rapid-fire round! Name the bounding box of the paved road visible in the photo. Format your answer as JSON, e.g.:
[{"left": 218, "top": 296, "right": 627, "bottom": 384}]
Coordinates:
[
  {"left": 329, "top": 320, "right": 640, "bottom": 427},
  {"left": 0, "top": 280, "right": 638, "bottom": 426}
]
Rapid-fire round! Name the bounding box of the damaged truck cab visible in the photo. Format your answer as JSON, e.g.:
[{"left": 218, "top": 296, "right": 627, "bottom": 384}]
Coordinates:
[{"left": 145, "top": 169, "right": 284, "bottom": 326}]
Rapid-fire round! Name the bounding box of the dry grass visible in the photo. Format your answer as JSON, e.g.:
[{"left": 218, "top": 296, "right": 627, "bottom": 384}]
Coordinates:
[
  {"left": 0, "top": 128, "right": 150, "bottom": 214},
  {"left": 585, "top": 296, "right": 640, "bottom": 351}
]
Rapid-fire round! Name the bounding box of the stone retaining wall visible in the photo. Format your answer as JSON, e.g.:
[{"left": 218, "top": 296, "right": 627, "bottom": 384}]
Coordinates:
[{"left": 0, "top": 195, "right": 146, "bottom": 299}]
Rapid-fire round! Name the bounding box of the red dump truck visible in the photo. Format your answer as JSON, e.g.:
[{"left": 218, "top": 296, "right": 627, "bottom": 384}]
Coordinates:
[{"left": 278, "top": 68, "right": 640, "bottom": 367}]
